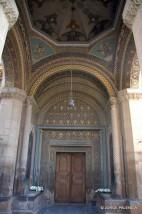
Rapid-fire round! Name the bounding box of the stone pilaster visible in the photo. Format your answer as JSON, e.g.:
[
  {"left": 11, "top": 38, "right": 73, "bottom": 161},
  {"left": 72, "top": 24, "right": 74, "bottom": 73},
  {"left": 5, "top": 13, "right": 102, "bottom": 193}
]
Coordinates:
[
  {"left": 110, "top": 97, "right": 123, "bottom": 197},
  {"left": 0, "top": 87, "right": 26, "bottom": 198},
  {"left": 0, "top": 0, "right": 18, "bottom": 62},
  {"left": 20, "top": 97, "right": 35, "bottom": 170},
  {"left": 118, "top": 88, "right": 142, "bottom": 199}
]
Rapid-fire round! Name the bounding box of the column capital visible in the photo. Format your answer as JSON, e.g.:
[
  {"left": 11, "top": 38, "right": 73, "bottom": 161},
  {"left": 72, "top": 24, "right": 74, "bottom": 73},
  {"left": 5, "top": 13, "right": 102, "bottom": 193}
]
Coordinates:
[
  {"left": 0, "top": 87, "right": 26, "bottom": 101},
  {"left": 118, "top": 88, "right": 142, "bottom": 103},
  {"left": 26, "top": 96, "right": 39, "bottom": 110},
  {"left": 110, "top": 96, "right": 118, "bottom": 106},
  {"left": 0, "top": 0, "right": 19, "bottom": 29},
  {"left": 123, "top": 0, "right": 142, "bottom": 29},
  {"left": 26, "top": 96, "right": 36, "bottom": 105}
]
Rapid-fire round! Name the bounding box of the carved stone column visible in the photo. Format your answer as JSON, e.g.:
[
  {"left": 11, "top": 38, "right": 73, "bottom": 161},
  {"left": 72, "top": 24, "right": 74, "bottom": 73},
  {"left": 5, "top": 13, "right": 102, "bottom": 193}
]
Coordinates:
[
  {"left": 0, "top": 87, "right": 26, "bottom": 200},
  {"left": 15, "top": 96, "right": 36, "bottom": 194},
  {"left": 110, "top": 97, "right": 123, "bottom": 197},
  {"left": 119, "top": 88, "right": 142, "bottom": 199},
  {"left": 0, "top": 0, "right": 18, "bottom": 62},
  {"left": 123, "top": 0, "right": 142, "bottom": 73}
]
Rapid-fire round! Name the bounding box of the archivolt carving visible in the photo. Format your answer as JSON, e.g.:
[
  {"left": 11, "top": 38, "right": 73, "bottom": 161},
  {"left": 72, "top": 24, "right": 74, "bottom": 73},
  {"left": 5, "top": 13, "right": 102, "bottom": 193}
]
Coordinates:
[
  {"left": 114, "top": 25, "right": 140, "bottom": 89},
  {"left": 2, "top": 19, "right": 31, "bottom": 89},
  {"left": 28, "top": 57, "right": 116, "bottom": 97}
]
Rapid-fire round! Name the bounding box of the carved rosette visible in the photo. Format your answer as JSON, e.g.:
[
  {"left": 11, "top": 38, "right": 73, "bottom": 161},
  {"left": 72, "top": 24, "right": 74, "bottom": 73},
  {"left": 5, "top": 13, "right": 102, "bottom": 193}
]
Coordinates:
[
  {"left": 123, "top": 0, "right": 142, "bottom": 29},
  {"left": 0, "top": 0, "right": 19, "bottom": 28}
]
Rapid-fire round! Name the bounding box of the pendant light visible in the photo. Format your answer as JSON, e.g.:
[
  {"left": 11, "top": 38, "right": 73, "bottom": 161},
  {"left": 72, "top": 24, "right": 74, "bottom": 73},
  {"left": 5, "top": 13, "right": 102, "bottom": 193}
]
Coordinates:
[{"left": 68, "top": 60, "right": 75, "bottom": 108}]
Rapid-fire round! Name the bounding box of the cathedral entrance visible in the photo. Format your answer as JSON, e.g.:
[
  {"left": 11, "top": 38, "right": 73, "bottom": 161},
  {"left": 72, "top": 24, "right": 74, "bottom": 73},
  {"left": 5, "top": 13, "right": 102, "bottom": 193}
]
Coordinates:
[
  {"left": 55, "top": 152, "right": 86, "bottom": 203},
  {"left": 33, "top": 71, "right": 110, "bottom": 203}
]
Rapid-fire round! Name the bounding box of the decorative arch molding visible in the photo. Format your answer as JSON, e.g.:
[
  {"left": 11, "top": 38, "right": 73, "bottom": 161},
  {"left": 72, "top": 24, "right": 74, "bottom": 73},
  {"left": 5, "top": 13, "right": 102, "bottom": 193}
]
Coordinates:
[
  {"left": 114, "top": 24, "right": 140, "bottom": 89},
  {"left": 2, "top": 28, "right": 24, "bottom": 89},
  {"left": 36, "top": 82, "right": 107, "bottom": 110},
  {"left": 28, "top": 55, "right": 117, "bottom": 97},
  {"left": 2, "top": 17, "right": 31, "bottom": 90}
]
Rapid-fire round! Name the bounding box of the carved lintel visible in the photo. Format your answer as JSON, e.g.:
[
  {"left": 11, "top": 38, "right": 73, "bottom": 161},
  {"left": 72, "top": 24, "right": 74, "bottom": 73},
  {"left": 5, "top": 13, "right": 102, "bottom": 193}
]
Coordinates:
[
  {"left": 0, "top": 0, "right": 19, "bottom": 28},
  {"left": 0, "top": 87, "right": 26, "bottom": 101},
  {"left": 123, "top": 0, "right": 142, "bottom": 29}
]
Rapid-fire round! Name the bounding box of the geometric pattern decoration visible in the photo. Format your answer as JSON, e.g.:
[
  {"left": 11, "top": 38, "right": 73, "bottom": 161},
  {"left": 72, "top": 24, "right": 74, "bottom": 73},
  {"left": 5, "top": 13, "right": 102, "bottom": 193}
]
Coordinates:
[
  {"left": 44, "top": 98, "right": 99, "bottom": 126},
  {"left": 30, "top": 37, "right": 55, "bottom": 64}
]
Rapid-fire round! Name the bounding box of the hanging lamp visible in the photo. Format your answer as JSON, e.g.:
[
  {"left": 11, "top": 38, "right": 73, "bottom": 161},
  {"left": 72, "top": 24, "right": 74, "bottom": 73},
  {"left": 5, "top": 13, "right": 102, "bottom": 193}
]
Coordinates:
[{"left": 68, "top": 60, "right": 75, "bottom": 107}]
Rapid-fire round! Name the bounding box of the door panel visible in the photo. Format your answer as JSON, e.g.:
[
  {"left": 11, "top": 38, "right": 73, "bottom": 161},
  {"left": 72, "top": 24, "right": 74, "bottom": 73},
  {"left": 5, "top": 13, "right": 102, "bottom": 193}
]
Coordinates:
[
  {"left": 55, "top": 152, "right": 85, "bottom": 203},
  {"left": 71, "top": 153, "right": 85, "bottom": 203},
  {"left": 55, "top": 153, "right": 71, "bottom": 202}
]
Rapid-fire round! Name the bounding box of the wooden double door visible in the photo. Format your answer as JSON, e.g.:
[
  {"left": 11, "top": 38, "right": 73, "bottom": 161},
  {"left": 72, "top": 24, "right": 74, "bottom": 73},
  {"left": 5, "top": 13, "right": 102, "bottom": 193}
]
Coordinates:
[{"left": 55, "top": 152, "right": 86, "bottom": 203}]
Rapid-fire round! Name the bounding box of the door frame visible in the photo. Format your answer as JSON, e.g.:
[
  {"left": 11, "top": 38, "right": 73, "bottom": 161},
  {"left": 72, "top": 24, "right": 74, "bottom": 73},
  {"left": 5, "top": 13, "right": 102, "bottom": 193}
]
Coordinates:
[
  {"left": 55, "top": 152, "right": 86, "bottom": 203},
  {"left": 32, "top": 126, "right": 109, "bottom": 202},
  {"left": 51, "top": 146, "right": 92, "bottom": 203}
]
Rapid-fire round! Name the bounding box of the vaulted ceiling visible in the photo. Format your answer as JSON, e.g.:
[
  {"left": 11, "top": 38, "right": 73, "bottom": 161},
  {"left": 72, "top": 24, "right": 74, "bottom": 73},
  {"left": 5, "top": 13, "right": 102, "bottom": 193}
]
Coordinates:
[
  {"left": 4, "top": 0, "right": 139, "bottom": 95},
  {"left": 26, "top": 0, "right": 120, "bottom": 42}
]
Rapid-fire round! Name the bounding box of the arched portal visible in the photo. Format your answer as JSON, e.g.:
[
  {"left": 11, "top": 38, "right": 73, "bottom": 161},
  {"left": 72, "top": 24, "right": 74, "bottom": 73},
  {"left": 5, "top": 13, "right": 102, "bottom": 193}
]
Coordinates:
[
  {"left": 31, "top": 69, "right": 113, "bottom": 203},
  {"left": 28, "top": 54, "right": 117, "bottom": 97}
]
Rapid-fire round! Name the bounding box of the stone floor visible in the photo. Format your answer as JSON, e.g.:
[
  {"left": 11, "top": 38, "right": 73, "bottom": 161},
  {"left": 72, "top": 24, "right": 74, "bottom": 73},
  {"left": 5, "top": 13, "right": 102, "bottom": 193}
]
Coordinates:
[{"left": 38, "top": 204, "right": 103, "bottom": 214}]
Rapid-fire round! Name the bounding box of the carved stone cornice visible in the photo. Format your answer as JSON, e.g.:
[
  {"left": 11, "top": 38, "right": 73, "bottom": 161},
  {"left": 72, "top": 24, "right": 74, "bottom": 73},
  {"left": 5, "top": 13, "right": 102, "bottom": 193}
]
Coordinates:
[
  {"left": 0, "top": 87, "right": 26, "bottom": 101},
  {"left": 0, "top": 0, "right": 19, "bottom": 28},
  {"left": 118, "top": 88, "right": 142, "bottom": 103},
  {"left": 123, "top": 0, "right": 142, "bottom": 29}
]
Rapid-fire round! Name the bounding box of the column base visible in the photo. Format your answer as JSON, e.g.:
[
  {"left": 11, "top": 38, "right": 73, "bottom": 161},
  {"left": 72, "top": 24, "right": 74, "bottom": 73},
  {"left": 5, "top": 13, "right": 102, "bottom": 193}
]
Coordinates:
[{"left": 0, "top": 192, "right": 49, "bottom": 214}]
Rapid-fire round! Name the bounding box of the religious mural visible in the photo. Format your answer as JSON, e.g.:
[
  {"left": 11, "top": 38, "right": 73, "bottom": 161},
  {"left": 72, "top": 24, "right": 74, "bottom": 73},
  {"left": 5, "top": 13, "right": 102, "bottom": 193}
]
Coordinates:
[
  {"left": 89, "top": 34, "right": 117, "bottom": 70},
  {"left": 30, "top": 37, "right": 55, "bottom": 64}
]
